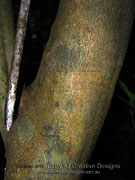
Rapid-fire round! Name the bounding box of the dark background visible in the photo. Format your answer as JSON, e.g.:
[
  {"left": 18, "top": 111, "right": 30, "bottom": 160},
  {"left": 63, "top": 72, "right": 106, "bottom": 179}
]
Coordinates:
[{"left": 0, "top": 0, "right": 135, "bottom": 179}]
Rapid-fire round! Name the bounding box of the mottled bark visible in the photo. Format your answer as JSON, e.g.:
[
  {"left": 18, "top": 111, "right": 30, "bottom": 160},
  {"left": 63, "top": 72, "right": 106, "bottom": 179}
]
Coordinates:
[{"left": 2, "top": 0, "right": 135, "bottom": 180}]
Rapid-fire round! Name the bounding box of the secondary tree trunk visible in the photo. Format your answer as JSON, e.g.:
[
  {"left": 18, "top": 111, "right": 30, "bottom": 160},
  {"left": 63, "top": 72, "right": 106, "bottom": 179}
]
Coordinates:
[
  {"left": 1, "top": 0, "right": 135, "bottom": 179},
  {"left": 0, "top": 0, "right": 14, "bottom": 142}
]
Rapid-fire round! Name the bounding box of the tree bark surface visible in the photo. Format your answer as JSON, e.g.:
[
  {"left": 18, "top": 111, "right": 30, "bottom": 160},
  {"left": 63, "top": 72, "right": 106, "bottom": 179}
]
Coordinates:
[
  {"left": 2, "top": 0, "right": 135, "bottom": 179},
  {"left": 0, "top": 0, "right": 14, "bottom": 142}
]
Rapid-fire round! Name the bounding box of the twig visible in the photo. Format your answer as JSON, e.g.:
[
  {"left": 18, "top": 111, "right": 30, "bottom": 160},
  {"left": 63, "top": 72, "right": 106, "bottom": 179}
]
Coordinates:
[
  {"left": 119, "top": 96, "right": 135, "bottom": 129},
  {"left": 129, "top": 106, "right": 135, "bottom": 129},
  {"left": 119, "top": 96, "right": 135, "bottom": 109},
  {"left": 5, "top": 0, "right": 31, "bottom": 131}
]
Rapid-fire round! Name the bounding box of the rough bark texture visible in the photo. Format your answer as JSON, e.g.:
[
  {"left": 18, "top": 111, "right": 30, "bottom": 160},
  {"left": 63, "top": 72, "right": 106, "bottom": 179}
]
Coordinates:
[
  {"left": 2, "top": 0, "right": 135, "bottom": 179},
  {"left": 0, "top": 0, "right": 14, "bottom": 142}
]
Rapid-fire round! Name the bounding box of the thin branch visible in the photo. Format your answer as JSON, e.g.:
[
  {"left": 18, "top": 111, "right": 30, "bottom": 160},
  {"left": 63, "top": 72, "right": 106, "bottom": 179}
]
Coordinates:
[
  {"left": 129, "top": 106, "right": 135, "bottom": 129},
  {"left": 5, "top": 0, "right": 31, "bottom": 131},
  {"left": 119, "top": 96, "right": 135, "bottom": 129},
  {"left": 119, "top": 96, "right": 135, "bottom": 109}
]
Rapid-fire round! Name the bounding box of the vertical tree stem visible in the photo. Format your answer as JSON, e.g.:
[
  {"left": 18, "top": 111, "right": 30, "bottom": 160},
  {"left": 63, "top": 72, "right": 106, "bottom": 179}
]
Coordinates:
[{"left": 5, "top": 0, "right": 31, "bottom": 131}]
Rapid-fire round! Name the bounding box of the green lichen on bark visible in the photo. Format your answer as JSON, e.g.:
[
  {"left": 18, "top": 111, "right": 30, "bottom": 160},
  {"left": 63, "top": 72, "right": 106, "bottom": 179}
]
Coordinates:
[
  {"left": 17, "top": 115, "right": 35, "bottom": 142},
  {"left": 46, "top": 44, "right": 82, "bottom": 72},
  {"left": 46, "top": 136, "right": 72, "bottom": 153}
]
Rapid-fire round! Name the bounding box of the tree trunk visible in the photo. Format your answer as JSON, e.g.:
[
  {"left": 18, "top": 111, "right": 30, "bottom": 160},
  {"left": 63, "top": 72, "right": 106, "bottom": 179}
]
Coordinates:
[
  {"left": 1, "top": 0, "right": 135, "bottom": 179},
  {"left": 0, "top": 0, "right": 14, "bottom": 142}
]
